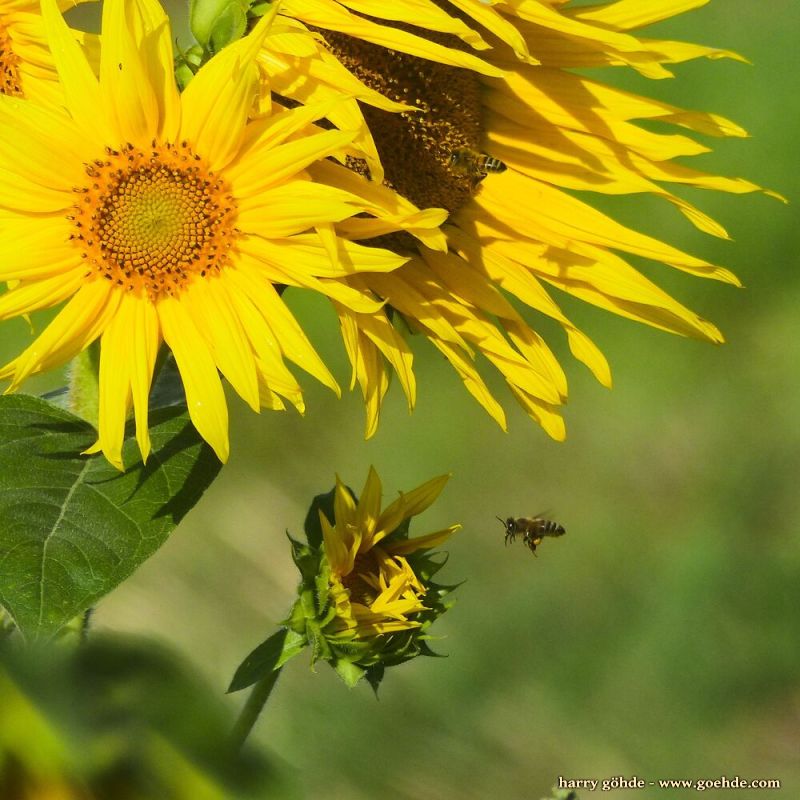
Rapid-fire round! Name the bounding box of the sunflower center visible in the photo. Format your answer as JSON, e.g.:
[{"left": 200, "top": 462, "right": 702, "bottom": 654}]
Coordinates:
[
  {"left": 0, "top": 22, "right": 23, "bottom": 97},
  {"left": 69, "top": 141, "right": 237, "bottom": 299},
  {"left": 316, "top": 26, "right": 483, "bottom": 216},
  {"left": 341, "top": 552, "right": 380, "bottom": 606}
]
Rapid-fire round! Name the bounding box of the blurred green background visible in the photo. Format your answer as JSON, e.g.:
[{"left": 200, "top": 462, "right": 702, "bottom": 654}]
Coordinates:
[{"left": 5, "top": 1, "right": 800, "bottom": 798}]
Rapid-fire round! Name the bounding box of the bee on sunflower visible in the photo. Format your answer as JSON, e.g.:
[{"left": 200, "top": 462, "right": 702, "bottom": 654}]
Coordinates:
[{"left": 251, "top": 0, "right": 780, "bottom": 439}]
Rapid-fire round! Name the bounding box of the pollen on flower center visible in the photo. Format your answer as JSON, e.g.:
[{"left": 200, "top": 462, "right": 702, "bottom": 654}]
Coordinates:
[
  {"left": 0, "top": 22, "right": 23, "bottom": 97},
  {"left": 317, "top": 25, "right": 483, "bottom": 215},
  {"left": 69, "top": 141, "right": 238, "bottom": 299}
]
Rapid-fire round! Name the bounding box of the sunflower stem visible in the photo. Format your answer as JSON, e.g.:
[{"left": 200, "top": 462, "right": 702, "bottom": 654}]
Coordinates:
[
  {"left": 80, "top": 608, "right": 94, "bottom": 644},
  {"left": 66, "top": 341, "right": 101, "bottom": 424},
  {"left": 230, "top": 667, "right": 282, "bottom": 750}
]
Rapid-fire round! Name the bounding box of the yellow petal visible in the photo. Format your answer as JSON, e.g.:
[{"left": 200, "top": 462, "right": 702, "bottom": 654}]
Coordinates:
[
  {"left": 237, "top": 180, "right": 367, "bottom": 238},
  {"left": 374, "top": 474, "right": 451, "bottom": 544},
  {"left": 224, "top": 278, "right": 306, "bottom": 408},
  {"left": 99, "top": 0, "right": 159, "bottom": 145},
  {"left": 238, "top": 232, "right": 407, "bottom": 278},
  {"left": 0, "top": 94, "right": 88, "bottom": 189},
  {"left": 227, "top": 258, "right": 340, "bottom": 395},
  {"left": 231, "top": 128, "right": 357, "bottom": 198},
  {"left": 128, "top": 292, "right": 160, "bottom": 463},
  {"left": 334, "top": 474, "right": 357, "bottom": 530},
  {"left": 508, "top": 384, "right": 566, "bottom": 442},
  {"left": 2, "top": 280, "right": 120, "bottom": 388},
  {"left": 0, "top": 267, "right": 84, "bottom": 320},
  {"left": 429, "top": 338, "right": 507, "bottom": 430},
  {"left": 40, "top": 0, "right": 113, "bottom": 145},
  {"left": 387, "top": 524, "right": 461, "bottom": 556},
  {"left": 281, "top": 0, "right": 504, "bottom": 75},
  {"left": 356, "top": 465, "right": 382, "bottom": 543},
  {"left": 157, "top": 295, "right": 229, "bottom": 463},
  {"left": 184, "top": 276, "right": 261, "bottom": 412},
  {"left": 97, "top": 299, "right": 135, "bottom": 470},
  {"left": 179, "top": 7, "right": 278, "bottom": 170}
]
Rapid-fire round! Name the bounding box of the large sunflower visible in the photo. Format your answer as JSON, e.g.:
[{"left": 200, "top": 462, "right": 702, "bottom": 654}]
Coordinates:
[
  {"left": 266, "top": 0, "right": 777, "bottom": 438},
  {"left": 0, "top": 0, "right": 446, "bottom": 468}
]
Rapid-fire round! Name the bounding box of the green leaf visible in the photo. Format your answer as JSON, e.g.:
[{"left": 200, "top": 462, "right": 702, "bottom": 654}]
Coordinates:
[
  {"left": 302, "top": 487, "right": 336, "bottom": 550},
  {"left": 1, "top": 634, "right": 286, "bottom": 799},
  {"left": 0, "top": 395, "right": 222, "bottom": 641},
  {"left": 228, "top": 628, "right": 306, "bottom": 693}
]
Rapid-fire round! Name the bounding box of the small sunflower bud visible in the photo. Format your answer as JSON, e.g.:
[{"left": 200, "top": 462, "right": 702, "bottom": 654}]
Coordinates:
[
  {"left": 189, "top": 0, "right": 250, "bottom": 55},
  {"left": 293, "top": 467, "right": 461, "bottom": 689},
  {"left": 230, "top": 467, "right": 461, "bottom": 694}
]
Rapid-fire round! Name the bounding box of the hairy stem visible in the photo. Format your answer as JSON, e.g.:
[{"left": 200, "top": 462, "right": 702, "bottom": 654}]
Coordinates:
[{"left": 66, "top": 341, "right": 100, "bottom": 423}]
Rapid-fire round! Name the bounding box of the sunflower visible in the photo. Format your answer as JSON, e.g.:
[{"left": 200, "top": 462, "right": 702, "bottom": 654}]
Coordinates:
[
  {"left": 0, "top": 0, "right": 452, "bottom": 469},
  {"left": 266, "top": 0, "right": 777, "bottom": 439},
  {"left": 0, "top": 0, "right": 96, "bottom": 105},
  {"left": 231, "top": 467, "right": 460, "bottom": 691},
  {"left": 320, "top": 467, "right": 459, "bottom": 639}
]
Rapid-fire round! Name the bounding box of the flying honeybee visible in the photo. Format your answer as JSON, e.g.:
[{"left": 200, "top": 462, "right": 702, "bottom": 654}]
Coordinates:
[
  {"left": 498, "top": 516, "right": 566, "bottom": 556},
  {"left": 448, "top": 148, "right": 507, "bottom": 188}
]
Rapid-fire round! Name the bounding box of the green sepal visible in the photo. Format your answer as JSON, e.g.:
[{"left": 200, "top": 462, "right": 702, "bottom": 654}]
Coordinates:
[
  {"left": 364, "top": 664, "right": 384, "bottom": 696},
  {"left": 227, "top": 627, "right": 307, "bottom": 693},
  {"left": 284, "top": 598, "right": 306, "bottom": 635},
  {"left": 248, "top": 0, "right": 275, "bottom": 18},
  {"left": 426, "top": 580, "right": 462, "bottom": 599},
  {"left": 333, "top": 658, "right": 365, "bottom": 688},
  {"left": 314, "top": 562, "right": 331, "bottom": 611},
  {"left": 330, "top": 639, "right": 373, "bottom": 661},
  {"left": 306, "top": 619, "right": 332, "bottom": 665},
  {"left": 299, "top": 588, "right": 317, "bottom": 622},
  {"left": 174, "top": 45, "right": 204, "bottom": 90},
  {"left": 408, "top": 551, "right": 449, "bottom": 582},
  {"left": 317, "top": 603, "right": 337, "bottom": 630},
  {"left": 288, "top": 534, "right": 318, "bottom": 584},
  {"left": 190, "top": 0, "right": 249, "bottom": 54}
]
